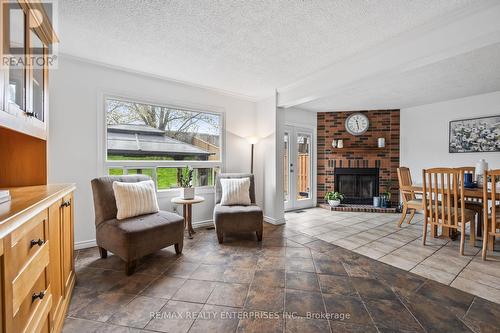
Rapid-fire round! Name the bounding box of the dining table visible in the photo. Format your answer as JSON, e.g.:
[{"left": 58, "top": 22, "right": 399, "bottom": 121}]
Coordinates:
[{"left": 402, "top": 183, "right": 500, "bottom": 244}]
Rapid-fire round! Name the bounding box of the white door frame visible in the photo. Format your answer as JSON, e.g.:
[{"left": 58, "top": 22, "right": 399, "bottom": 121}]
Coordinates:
[{"left": 283, "top": 124, "right": 316, "bottom": 211}]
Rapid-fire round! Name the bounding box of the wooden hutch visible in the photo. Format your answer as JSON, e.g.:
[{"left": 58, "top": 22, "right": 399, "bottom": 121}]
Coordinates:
[{"left": 0, "top": 1, "right": 75, "bottom": 333}]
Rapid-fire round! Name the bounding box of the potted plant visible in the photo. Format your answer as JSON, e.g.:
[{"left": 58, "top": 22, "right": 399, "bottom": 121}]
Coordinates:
[
  {"left": 380, "top": 184, "right": 393, "bottom": 208},
  {"left": 324, "top": 191, "right": 344, "bottom": 207},
  {"left": 179, "top": 166, "right": 194, "bottom": 199}
]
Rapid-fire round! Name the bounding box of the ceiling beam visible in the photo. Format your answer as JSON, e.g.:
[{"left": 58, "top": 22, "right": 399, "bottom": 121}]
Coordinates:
[{"left": 277, "top": 0, "right": 500, "bottom": 108}]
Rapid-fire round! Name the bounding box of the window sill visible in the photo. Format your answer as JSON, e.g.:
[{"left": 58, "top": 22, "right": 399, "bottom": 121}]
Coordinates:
[{"left": 157, "top": 186, "right": 215, "bottom": 198}]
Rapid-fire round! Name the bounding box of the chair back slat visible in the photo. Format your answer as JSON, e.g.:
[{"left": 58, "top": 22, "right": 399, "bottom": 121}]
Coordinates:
[
  {"left": 422, "top": 168, "right": 466, "bottom": 230},
  {"left": 397, "top": 167, "right": 415, "bottom": 202}
]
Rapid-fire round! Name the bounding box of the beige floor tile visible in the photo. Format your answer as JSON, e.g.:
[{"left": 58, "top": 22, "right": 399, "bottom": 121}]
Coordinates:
[
  {"left": 379, "top": 254, "right": 418, "bottom": 271},
  {"left": 420, "top": 254, "right": 471, "bottom": 275},
  {"left": 467, "top": 259, "right": 500, "bottom": 279},
  {"left": 459, "top": 267, "right": 500, "bottom": 289},
  {"left": 451, "top": 277, "right": 500, "bottom": 304},
  {"left": 353, "top": 246, "right": 387, "bottom": 260},
  {"left": 410, "top": 264, "right": 456, "bottom": 285}
]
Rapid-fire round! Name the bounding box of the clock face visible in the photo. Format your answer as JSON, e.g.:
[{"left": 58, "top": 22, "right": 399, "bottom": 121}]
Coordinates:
[{"left": 345, "top": 113, "right": 369, "bottom": 135}]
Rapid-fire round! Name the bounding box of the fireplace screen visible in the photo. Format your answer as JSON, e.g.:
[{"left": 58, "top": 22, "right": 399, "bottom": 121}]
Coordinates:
[{"left": 334, "top": 168, "right": 379, "bottom": 204}]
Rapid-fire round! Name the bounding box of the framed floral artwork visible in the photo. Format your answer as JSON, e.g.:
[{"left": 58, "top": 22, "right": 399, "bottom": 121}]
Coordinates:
[{"left": 449, "top": 115, "right": 500, "bottom": 153}]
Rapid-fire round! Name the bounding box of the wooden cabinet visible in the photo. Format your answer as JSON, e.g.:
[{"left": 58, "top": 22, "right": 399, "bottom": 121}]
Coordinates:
[{"left": 0, "top": 184, "right": 75, "bottom": 333}]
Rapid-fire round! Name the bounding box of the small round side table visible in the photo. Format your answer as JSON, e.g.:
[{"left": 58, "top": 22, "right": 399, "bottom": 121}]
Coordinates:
[{"left": 171, "top": 196, "right": 205, "bottom": 239}]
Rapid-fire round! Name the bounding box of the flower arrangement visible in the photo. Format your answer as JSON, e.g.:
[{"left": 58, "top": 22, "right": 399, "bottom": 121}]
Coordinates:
[
  {"left": 449, "top": 117, "right": 500, "bottom": 153},
  {"left": 179, "top": 166, "right": 193, "bottom": 188}
]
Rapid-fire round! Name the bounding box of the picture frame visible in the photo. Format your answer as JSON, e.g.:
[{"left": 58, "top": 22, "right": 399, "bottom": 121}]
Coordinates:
[{"left": 449, "top": 115, "right": 500, "bottom": 153}]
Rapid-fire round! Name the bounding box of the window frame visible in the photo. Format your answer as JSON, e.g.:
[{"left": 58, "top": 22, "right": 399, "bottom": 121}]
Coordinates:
[{"left": 99, "top": 93, "right": 226, "bottom": 194}]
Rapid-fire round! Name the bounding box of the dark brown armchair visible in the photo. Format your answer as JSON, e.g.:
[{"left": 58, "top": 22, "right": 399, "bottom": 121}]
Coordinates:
[
  {"left": 213, "top": 173, "right": 263, "bottom": 243},
  {"left": 91, "top": 175, "right": 184, "bottom": 275}
]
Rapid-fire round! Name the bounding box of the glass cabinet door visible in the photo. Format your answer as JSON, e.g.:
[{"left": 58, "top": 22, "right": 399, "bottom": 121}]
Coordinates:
[{"left": 7, "top": 1, "right": 26, "bottom": 111}]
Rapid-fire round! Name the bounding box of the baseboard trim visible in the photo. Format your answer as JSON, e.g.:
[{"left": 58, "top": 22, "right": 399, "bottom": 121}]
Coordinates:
[
  {"left": 75, "top": 239, "right": 97, "bottom": 250},
  {"left": 192, "top": 219, "right": 214, "bottom": 228},
  {"left": 264, "top": 216, "right": 286, "bottom": 225}
]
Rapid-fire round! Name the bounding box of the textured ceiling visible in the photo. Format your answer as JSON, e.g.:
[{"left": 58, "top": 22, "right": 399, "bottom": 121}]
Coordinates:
[
  {"left": 297, "top": 42, "right": 500, "bottom": 111},
  {"left": 58, "top": 0, "right": 476, "bottom": 99}
]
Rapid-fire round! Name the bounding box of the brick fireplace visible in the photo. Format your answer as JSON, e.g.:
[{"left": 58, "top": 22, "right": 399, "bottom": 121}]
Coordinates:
[{"left": 317, "top": 110, "right": 400, "bottom": 207}]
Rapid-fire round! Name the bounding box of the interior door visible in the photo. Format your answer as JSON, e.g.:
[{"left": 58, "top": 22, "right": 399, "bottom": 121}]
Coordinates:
[{"left": 284, "top": 126, "right": 314, "bottom": 211}]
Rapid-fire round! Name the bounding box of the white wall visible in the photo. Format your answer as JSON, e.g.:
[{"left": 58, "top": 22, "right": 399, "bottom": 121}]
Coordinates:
[
  {"left": 254, "top": 96, "right": 285, "bottom": 224},
  {"left": 401, "top": 91, "right": 500, "bottom": 183},
  {"left": 49, "top": 56, "right": 257, "bottom": 248}
]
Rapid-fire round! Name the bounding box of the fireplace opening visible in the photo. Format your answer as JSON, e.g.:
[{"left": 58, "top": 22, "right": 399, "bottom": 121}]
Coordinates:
[{"left": 334, "top": 168, "right": 379, "bottom": 204}]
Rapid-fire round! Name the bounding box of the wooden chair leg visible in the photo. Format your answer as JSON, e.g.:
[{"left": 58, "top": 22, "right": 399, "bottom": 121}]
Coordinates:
[
  {"left": 98, "top": 247, "right": 107, "bottom": 259},
  {"left": 125, "top": 260, "right": 137, "bottom": 276},
  {"left": 469, "top": 218, "right": 476, "bottom": 247},
  {"left": 482, "top": 231, "right": 488, "bottom": 260},
  {"left": 407, "top": 209, "right": 416, "bottom": 224},
  {"left": 422, "top": 219, "right": 428, "bottom": 245},
  {"left": 398, "top": 205, "right": 408, "bottom": 227},
  {"left": 460, "top": 223, "right": 466, "bottom": 256}
]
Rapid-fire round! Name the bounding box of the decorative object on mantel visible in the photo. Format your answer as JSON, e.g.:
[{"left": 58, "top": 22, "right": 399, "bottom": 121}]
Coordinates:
[
  {"left": 325, "top": 191, "right": 344, "bottom": 207},
  {"left": 373, "top": 196, "right": 381, "bottom": 207},
  {"left": 337, "top": 139, "right": 344, "bottom": 148},
  {"left": 179, "top": 166, "right": 195, "bottom": 199},
  {"left": 0, "top": 189, "right": 11, "bottom": 204},
  {"left": 449, "top": 115, "right": 500, "bottom": 153},
  {"left": 332, "top": 139, "right": 337, "bottom": 148},
  {"left": 345, "top": 113, "right": 370, "bottom": 136},
  {"left": 378, "top": 137, "right": 386, "bottom": 148},
  {"left": 475, "top": 158, "right": 489, "bottom": 186}
]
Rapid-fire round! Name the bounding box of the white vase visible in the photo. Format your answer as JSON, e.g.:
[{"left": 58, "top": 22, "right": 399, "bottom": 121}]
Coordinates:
[
  {"left": 475, "top": 159, "right": 488, "bottom": 185},
  {"left": 328, "top": 200, "right": 341, "bottom": 207},
  {"left": 337, "top": 140, "right": 344, "bottom": 149},
  {"left": 181, "top": 187, "right": 195, "bottom": 200}
]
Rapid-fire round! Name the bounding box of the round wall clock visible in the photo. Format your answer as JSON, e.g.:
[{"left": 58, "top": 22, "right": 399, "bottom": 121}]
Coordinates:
[{"left": 345, "top": 113, "right": 369, "bottom": 136}]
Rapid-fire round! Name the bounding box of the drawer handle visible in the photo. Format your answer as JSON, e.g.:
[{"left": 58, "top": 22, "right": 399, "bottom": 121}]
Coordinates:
[
  {"left": 61, "top": 200, "right": 71, "bottom": 208},
  {"left": 32, "top": 291, "right": 46, "bottom": 303},
  {"left": 30, "top": 239, "right": 45, "bottom": 248}
]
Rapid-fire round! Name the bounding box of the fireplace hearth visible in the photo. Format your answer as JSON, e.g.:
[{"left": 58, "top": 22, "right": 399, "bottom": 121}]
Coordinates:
[{"left": 334, "top": 168, "right": 379, "bottom": 204}]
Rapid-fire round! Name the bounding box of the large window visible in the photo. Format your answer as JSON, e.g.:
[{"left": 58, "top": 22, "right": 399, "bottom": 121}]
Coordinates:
[{"left": 105, "top": 97, "right": 223, "bottom": 190}]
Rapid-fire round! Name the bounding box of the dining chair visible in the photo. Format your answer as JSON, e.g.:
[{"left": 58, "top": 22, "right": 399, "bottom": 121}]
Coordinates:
[
  {"left": 397, "top": 167, "right": 422, "bottom": 227},
  {"left": 422, "top": 168, "right": 475, "bottom": 255},
  {"left": 456, "top": 166, "right": 482, "bottom": 242},
  {"left": 482, "top": 169, "right": 500, "bottom": 260}
]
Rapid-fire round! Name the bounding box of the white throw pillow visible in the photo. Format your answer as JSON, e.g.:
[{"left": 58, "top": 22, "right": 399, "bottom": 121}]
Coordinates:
[
  {"left": 113, "top": 180, "right": 159, "bottom": 220},
  {"left": 220, "top": 177, "right": 251, "bottom": 206}
]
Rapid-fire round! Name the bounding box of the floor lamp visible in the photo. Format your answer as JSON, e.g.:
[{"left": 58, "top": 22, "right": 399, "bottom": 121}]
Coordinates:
[{"left": 246, "top": 137, "right": 259, "bottom": 174}]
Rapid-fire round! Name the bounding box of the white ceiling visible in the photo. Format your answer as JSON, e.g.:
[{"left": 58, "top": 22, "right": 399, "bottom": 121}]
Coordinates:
[
  {"left": 297, "top": 42, "right": 500, "bottom": 111},
  {"left": 58, "top": 0, "right": 478, "bottom": 100}
]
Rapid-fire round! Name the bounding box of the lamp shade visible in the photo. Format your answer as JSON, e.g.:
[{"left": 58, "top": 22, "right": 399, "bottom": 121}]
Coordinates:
[{"left": 246, "top": 136, "right": 260, "bottom": 145}]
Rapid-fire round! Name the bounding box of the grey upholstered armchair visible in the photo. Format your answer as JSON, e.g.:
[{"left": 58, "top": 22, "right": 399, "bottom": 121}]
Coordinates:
[
  {"left": 213, "top": 173, "right": 263, "bottom": 243},
  {"left": 91, "top": 175, "right": 184, "bottom": 275}
]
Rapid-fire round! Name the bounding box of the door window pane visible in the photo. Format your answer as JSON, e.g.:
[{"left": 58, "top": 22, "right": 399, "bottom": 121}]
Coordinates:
[
  {"left": 296, "top": 134, "right": 311, "bottom": 200},
  {"left": 283, "top": 133, "right": 290, "bottom": 202}
]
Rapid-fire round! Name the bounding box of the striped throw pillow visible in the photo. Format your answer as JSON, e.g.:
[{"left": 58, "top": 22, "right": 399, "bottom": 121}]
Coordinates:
[
  {"left": 112, "top": 180, "right": 159, "bottom": 220},
  {"left": 220, "top": 178, "right": 251, "bottom": 206}
]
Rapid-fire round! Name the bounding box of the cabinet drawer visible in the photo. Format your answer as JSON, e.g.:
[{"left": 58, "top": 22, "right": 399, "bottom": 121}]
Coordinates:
[
  {"left": 12, "top": 240, "right": 50, "bottom": 317},
  {"left": 13, "top": 268, "right": 51, "bottom": 333},
  {"left": 10, "top": 210, "right": 48, "bottom": 276}
]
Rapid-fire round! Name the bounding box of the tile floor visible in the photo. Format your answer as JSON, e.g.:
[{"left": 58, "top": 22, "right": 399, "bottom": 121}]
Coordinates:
[
  {"left": 285, "top": 208, "right": 500, "bottom": 304},
  {"left": 63, "top": 214, "right": 500, "bottom": 333}
]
